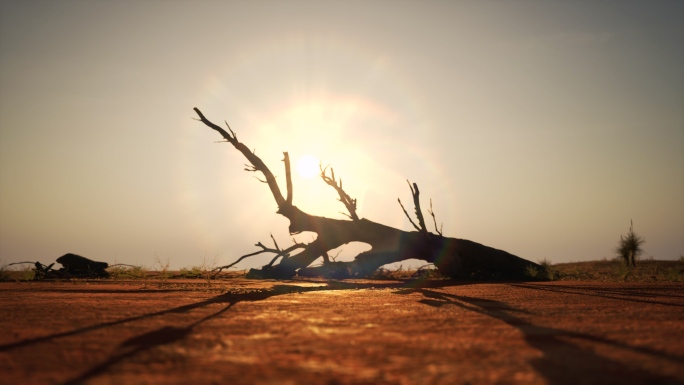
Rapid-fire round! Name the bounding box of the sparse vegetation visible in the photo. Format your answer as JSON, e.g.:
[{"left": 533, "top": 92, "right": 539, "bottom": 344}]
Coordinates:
[
  {"left": 129, "top": 265, "right": 148, "bottom": 278},
  {"left": 2, "top": 256, "right": 681, "bottom": 284},
  {"left": 200, "top": 254, "right": 219, "bottom": 286},
  {"left": 615, "top": 260, "right": 631, "bottom": 281},
  {"left": 180, "top": 266, "right": 203, "bottom": 278},
  {"left": 665, "top": 267, "right": 681, "bottom": 282},
  {"left": 18, "top": 265, "right": 35, "bottom": 281},
  {"left": 107, "top": 264, "right": 148, "bottom": 279},
  {"left": 552, "top": 259, "right": 684, "bottom": 282}
]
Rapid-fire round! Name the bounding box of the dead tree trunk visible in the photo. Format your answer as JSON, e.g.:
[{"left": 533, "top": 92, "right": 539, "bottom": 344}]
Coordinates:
[{"left": 194, "top": 108, "right": 539, "bottom": 280}]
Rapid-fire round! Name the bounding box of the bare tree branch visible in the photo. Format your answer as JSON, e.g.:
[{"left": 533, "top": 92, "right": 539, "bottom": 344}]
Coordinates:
[
  {"left": 407, "top": 180, "right": 428, "bottom": 234},
  {"left": 320, "top": 165, "right": 359, "bottom": 221},
  {"left": 397, "top": 198, "right": 421, "bottom": 232},
  {"left": 8, "top": 261, "right": 39, "bottom": 266},
  {"left": 284, "top": 153, "right": 293, "bottom": 206},
  {"left": 213, "top": 238, "right": 308, "bottom": 275},
  {"left": 270, "top": 233, "right": 281, "bottom": 251},
  {"left": 428, "top": 198, "right": 443, "bottom": 236},
  {"left": 194, "top": 107, "right": 287, "bottom": 209}
]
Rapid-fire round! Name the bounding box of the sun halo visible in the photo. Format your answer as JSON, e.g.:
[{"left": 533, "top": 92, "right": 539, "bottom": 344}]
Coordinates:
[{"left": 297, "top": 155, "right": 321, "bottom": 179}]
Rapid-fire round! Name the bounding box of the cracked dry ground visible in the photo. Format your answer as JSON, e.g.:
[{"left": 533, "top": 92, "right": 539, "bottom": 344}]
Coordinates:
[{"left": 1, "top": 280, "right": 682, "bottom": 385}]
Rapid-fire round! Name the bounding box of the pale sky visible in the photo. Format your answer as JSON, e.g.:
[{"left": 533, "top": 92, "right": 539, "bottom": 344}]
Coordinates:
[{"left": 1, "top": 1, "right": 682, "bottom": 270}]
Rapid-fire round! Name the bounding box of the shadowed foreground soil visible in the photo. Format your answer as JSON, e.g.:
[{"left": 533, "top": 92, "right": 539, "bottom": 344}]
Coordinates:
[{"left": 0, "top": 279, "right": 682, "bottom": 385}]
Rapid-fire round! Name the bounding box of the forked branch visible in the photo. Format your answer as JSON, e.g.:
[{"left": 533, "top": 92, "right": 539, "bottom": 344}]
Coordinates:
[{"left": 320, "top": 165, "right": 359, "bottom": 221}]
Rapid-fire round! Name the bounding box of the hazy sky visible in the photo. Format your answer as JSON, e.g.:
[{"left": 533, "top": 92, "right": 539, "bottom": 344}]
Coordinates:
[{"left": 1, "top": 1, "right": 682, "bottom": 270}]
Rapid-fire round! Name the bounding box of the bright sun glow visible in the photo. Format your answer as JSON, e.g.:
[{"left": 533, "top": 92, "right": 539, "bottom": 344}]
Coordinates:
[{"left": 297, "top": 155, "right": 320, "bottom": 179}]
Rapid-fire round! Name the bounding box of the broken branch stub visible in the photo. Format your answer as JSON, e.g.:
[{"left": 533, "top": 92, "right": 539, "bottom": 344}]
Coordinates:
[{"left": 194, "top": 107, "right": 540, "bottom": 280}]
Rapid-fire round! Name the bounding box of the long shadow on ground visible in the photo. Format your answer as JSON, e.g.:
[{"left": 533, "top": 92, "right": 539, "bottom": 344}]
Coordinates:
[
  {"left": 394, "top": 287, "right": 682, "bottom": 385},
  {"left": 509, "top": 283, "right": 684, "bottom": 307},
  {"left": 3, "top": 279, "right": 463, "bottom": 384},
  {"left": 3, "top": 280, "right": 681, "bottom": 385}
]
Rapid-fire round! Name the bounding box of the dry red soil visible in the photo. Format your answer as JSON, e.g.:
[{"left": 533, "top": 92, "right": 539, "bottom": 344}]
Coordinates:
[{"left": 1, "top": 279, "right": 682, "bottom": 385}]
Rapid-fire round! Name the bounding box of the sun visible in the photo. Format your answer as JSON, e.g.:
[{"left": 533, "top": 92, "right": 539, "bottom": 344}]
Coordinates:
[{"left": 297, "top": 155, "right": 320, "bottom": 179}]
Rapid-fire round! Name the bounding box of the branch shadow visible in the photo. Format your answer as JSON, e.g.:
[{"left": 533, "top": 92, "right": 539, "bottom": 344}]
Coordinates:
[
  {"left": 0, "top": 284, "right": 322, "bottom": 353},
  {"left": 62, "top": 304, "right": 235, "bottom": 385},
  {"left": 59, "top": 284, "right": 327, "bottom": 384},
  {"left": 2, "top": 279, "right": 466, "bottom": 384},
  {"left": 394, "top": 288, "right": 682, "bottom": 385},
  {"left": 0, "top": 278, "right": 532, "bottom": 353},
  {"left": 10, "top": 279, "right": 676, "bottom": 385}
]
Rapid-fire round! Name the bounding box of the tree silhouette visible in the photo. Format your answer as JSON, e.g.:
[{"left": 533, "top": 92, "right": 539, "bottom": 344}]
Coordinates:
[{"left": 194, "top": 108, "right": 540, "bottom": 280}]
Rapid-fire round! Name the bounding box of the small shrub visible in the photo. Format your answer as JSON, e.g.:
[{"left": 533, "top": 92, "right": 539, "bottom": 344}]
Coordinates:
[
  {"left": 108, "top": 265, "right": 147, "bottom": 279},
  {"left": 180, "top": 266, "right": 203, "bottom": 278},
  {"left": 0, "top": 261, "right": 9, "bottom": 281},
  {"left": 666, "top": 268, "right": 681, "bottom": 282},
  {"left": 198, "top": 254, "right": 219, "bottom": 286},
  {"left": 525, "top": 265, "right": 539, "bottom": 279},
  {"left": 615, "top": 220, "right": 645, "bottom": 267},
  {"left": 412, "top": 264, "right": 442, "bottom": 279},
  {"left": 129, "top": 265, "right": 147, "bottom": 278},
  {"left": 615, "top": 261, "right": 630, "bottom": 281},
  {"left": 153, "top": 254, "right": 171, "bottom": 285},
  {"left": 19, "top": 265, "right": 35, "bottom": 281},
  {"left": 108, "top": 265, "right": 128, "bottom": 280},
  {"left": 538, "top": 259, "right": 559, "bottom": 281}
]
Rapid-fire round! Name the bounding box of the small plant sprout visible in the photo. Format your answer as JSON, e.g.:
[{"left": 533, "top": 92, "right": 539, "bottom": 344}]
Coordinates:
[
  {"left": 153, "top": 254, "right": 171, "bottom": 285},
  {"left": 200, "top": 254, "right": 219, "bottom": 286}
]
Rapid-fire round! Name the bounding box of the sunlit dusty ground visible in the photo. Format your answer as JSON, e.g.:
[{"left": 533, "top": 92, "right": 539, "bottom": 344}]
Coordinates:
[{"left": 1, "top": 279, "right": 682, "bottom": 384}]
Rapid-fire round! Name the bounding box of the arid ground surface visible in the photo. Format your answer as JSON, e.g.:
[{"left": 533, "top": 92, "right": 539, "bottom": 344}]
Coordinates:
[{"left": 1, "top": 279, "right": 682, "bottom": 385}]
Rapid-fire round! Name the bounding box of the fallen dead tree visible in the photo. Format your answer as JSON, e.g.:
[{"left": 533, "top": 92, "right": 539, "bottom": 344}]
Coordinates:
[{"left": 195, "top": 108, "right": 539, "bottom": 280}]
